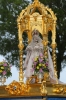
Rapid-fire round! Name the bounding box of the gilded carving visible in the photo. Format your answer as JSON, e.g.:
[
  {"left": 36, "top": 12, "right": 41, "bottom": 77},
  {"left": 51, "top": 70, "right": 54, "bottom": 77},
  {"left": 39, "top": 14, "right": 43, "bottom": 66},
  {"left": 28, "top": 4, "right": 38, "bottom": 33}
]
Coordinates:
[
  {"left": 17, "top": 0, "right": 58, "bottom": 84},
  {"left": 5, "top": 80, "right": 30, "bottom": 95},
  {"left": 4, "top": 0, "right": 58, "bottom": 96}
]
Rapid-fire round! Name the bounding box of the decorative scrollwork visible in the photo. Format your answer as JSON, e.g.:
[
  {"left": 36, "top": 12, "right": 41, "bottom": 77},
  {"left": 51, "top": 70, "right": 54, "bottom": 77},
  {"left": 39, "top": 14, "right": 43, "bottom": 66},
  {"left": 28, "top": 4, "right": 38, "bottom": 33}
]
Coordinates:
[{"left": 5, "top": 80, "right": 30, "bottom": 95}]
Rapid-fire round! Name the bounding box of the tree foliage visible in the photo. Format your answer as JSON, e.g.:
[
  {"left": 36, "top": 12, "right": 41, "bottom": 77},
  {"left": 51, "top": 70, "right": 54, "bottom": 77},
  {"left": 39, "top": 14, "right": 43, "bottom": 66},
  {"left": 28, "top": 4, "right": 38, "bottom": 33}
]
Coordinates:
[{"left": 0, "top": 0, "right": 29, "bottom": 66}]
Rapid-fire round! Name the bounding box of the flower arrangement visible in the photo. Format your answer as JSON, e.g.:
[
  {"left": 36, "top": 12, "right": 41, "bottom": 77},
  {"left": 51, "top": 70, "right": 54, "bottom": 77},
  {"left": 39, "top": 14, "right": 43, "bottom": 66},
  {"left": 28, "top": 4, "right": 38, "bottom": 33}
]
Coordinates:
[
  {"left": 0, "top": 60, "right": 12, "bottom": 78},
  {"left": 32, "top": 53, "right": 49, "bottom": 74}
]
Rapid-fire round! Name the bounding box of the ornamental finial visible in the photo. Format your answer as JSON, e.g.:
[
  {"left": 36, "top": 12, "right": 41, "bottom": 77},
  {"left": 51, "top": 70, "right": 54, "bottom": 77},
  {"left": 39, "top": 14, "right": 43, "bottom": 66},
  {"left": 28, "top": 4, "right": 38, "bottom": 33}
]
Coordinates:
[{"left": 34, "top": 0, "right": 39, "bottom": 2}]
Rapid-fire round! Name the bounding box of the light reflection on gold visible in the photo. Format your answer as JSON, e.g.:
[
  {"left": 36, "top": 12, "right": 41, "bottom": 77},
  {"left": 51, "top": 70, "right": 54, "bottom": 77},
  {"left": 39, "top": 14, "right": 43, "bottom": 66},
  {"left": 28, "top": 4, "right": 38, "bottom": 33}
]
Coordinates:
[
  {"left": 53, "top": 84, "right": 64, "bottom": 94},
  {"left": 40, "top": 81, "right": 47, "bottom": 95},
  {"left": 5, "top": 80, "right": 31, "bottom": 95}
]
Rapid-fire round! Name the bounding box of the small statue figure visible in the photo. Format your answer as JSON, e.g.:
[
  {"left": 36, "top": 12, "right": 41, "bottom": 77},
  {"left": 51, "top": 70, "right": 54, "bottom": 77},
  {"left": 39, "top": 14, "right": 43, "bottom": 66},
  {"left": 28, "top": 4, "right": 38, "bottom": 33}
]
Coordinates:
[{"left": 23, "top": 29, "right": 58, "bottom": 83}]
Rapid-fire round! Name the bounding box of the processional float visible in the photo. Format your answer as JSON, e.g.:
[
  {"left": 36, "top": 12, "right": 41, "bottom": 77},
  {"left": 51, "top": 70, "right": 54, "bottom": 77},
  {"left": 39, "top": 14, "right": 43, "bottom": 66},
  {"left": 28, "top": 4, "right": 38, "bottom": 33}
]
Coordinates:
[{"left": 0, "top": 0, "right": 66, "bottom": 98}]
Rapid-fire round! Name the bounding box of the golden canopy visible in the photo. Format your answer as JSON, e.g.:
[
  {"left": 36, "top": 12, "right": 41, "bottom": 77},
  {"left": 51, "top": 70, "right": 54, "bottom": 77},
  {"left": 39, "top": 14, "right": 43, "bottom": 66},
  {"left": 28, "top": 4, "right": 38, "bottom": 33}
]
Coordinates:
[
  {"left": 17, "top": 0, "right": 57, "bottom": 44},
  {"left": 17, "top": 0, "right": 57, "bottom": 83}
]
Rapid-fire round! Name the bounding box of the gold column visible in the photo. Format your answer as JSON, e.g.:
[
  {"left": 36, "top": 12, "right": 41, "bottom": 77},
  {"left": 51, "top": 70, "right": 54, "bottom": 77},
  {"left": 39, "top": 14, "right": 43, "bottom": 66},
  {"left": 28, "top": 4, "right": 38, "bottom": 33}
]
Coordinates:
[
  {"left": 51, "top": 44, "right": 58, "bottom": 84},
  {"left": 42, "top": 16, "right": 48, "bottom": 58},
  {"left": 42, "top": 34, "right": 48, "bottom": 81},
  {"left": 51, "top": 21, "right": 58, "bottom": 84},
  {"left": 52, "top": 22, "right": 56, "bottom": 44},
  {"left": 18, "top": 22, "right": 24, "bottom": 83},
  {"left": 42, "top": 34, "right": 48, "bottom": 58},
  {"left": 42, "top": 15, "right": 47, "bottom": 35},
  {"left": 18, "top": 44, "right": 24, "bottom": 83},
  {"left": 28, "top": 30, "right": 32, "bottom": 43}
]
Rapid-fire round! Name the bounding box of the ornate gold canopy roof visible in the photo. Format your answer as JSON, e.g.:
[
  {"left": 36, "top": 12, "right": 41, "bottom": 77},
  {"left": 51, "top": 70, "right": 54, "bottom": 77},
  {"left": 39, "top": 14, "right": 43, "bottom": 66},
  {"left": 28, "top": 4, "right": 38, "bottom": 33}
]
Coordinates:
[{"left": 17, "top": 0, "right": 57, "bottom": 43}]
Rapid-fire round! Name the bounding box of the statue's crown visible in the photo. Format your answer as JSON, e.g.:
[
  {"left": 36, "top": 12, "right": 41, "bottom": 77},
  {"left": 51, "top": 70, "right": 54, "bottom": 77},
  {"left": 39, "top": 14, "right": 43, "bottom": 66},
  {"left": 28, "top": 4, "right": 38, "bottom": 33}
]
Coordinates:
[{"left": 32, "top": 29, "right": 39, "bottom": 36}]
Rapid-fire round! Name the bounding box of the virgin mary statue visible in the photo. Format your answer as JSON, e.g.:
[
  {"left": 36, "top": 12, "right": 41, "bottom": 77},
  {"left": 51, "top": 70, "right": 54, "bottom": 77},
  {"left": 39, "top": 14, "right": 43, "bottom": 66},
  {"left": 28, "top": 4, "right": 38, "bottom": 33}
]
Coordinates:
[{"left": 23, "top": 29, "right": 57, "bottom": 83}]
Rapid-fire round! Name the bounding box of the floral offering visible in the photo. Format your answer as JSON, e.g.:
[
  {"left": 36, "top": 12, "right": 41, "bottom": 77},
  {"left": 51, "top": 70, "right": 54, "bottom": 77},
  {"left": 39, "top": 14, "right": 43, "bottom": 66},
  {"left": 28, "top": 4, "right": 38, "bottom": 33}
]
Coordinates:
[
  {"left": 0, "top": 60, "right": 12, "bottom": 78},
  {"left": 32, "top": 53, "right": 49, "bottom": 74}
]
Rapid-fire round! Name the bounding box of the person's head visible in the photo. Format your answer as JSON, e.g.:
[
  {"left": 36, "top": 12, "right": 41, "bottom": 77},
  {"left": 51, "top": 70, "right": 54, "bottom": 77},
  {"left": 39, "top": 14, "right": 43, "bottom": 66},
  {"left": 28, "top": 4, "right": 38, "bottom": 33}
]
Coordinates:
[
  {"left": 32, "top": 29, "right": 39, "bottom": 36},
  {"left": 32, "top": 29, "right": 42, "bottom": 43}
]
